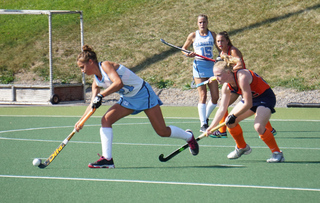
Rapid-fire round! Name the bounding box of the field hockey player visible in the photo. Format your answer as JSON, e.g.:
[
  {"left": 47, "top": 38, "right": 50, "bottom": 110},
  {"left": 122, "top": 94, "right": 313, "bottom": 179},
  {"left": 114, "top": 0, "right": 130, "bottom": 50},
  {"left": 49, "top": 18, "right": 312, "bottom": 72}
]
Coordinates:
[
  {"left": 210, "top": 31, "right": 277, "bottom": 138},
  {"left": 75, "top": 45, "right": 199, "bottom": 168},
  {"left": 206, "top": 55, "right": 284, "bottom": 163},
  {"left": 181, "top": 14, "right": 220, "bottom": 133}
]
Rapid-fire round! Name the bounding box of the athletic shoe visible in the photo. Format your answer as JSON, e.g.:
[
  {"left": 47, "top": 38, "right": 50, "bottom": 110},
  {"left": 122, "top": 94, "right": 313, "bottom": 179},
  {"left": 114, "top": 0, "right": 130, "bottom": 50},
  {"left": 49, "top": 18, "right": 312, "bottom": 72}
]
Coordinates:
[
  {"left": 200, "top": 118, "right": 209, "bottom": 132},
  {"left": 200, "top": 124, "right": 209, "bottom": 132},
  {"left": 209, "top": 130, "right": 227, "bottom": 138},
  {"left": 186, "top": 130, "right": 199, "bottom": 156},
  {"left": 267, "top": 151, "right": 285, "bottom": 163},
  {"left": 227, "top": 144, "right": 252, "bottom": 159},
  {"left": 88, "top": 154, "right": 115, "bottom": 168}
]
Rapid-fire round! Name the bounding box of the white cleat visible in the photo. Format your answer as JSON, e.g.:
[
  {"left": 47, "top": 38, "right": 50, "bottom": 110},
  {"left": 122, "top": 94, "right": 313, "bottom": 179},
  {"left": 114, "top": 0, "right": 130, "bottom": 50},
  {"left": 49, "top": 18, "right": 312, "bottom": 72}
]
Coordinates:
[
  {"left": 227, "top": 144, "right": 252, "bottom": 159},
  {"left": 267, "top": 151, "right": 285, "bottom": 163}
]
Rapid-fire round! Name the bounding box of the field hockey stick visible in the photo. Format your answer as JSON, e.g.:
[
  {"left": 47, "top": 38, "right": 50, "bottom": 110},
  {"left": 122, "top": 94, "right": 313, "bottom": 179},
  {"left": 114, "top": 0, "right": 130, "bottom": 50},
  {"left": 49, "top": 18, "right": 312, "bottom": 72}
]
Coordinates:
[
  {"left": 160, "top": 39, "right": 216, "bottom": 62},
  {"left": 159, "top": 122, "right": 226, "bottom": 162},
  {"left": 38, "top": 108, "right": 96, "bottom": 168},
  {"left": 190, "top": 77, "right": 217, "bottom": 88}
]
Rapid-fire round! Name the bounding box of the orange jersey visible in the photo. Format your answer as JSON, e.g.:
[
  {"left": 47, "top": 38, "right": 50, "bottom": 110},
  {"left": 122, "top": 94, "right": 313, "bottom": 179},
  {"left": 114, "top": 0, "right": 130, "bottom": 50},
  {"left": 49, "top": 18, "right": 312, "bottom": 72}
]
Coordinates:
[
  {"left": 222, "top": 46, "right": 246, "bottom": 69},
  {"left": 227, "top": 70, "right": 270, "bottom": 98}
]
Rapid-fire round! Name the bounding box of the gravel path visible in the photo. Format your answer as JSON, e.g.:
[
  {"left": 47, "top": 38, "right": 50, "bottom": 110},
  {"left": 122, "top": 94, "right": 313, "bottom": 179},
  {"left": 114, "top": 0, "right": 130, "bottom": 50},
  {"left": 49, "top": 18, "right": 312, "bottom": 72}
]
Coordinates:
[
  {"left": 12, "top": 72, "right": 320, "bottom": 107},
  {"left": 88, "top": 86, "right": 320, "bottom": 108}
]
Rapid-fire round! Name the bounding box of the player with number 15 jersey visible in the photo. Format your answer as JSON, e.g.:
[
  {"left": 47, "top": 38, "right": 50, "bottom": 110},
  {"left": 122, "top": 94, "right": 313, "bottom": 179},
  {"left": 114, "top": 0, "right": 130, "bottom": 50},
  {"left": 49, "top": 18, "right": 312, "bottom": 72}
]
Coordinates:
[
  {"left": 192, "top": 29, "right": 215, "bottom": 78},
  {"left": 182, "top": 14, "right": 220, "bottom": 133}
]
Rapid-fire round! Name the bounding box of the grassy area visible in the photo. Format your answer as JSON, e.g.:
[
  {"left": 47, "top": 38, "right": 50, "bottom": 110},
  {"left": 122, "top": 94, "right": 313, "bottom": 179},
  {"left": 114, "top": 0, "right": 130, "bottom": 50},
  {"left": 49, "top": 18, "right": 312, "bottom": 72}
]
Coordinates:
[{"left": 0, "top": 0, "right": 319, "bottom": 90}]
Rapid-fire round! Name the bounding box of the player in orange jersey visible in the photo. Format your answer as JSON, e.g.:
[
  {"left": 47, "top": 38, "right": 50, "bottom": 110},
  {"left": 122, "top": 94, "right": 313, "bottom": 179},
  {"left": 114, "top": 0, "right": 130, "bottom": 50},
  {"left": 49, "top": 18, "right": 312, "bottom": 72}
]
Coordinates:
[
  {"left": 210, "top": 31, "right": 276, "bottom": 138},
  {"left": 206, "top": 55, "right": 284, "bottom": 162}
]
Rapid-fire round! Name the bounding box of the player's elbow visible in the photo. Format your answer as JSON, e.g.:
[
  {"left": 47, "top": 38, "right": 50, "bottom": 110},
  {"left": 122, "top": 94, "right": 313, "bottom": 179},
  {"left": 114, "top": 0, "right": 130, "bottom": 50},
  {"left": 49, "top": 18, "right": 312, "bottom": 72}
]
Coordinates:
[
  {"left": 114, "top": 80, "right": 124, "bottom": 90},
  {"left": 242, "top": 99, "right": 252, "bottom": 109}
]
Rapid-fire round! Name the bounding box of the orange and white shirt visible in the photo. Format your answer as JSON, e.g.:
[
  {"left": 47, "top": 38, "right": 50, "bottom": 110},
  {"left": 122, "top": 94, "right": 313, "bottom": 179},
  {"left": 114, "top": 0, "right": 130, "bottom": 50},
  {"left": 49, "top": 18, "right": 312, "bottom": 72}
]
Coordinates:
[{"left": 227, "top": 69, "right": 270, "bottom": 98}]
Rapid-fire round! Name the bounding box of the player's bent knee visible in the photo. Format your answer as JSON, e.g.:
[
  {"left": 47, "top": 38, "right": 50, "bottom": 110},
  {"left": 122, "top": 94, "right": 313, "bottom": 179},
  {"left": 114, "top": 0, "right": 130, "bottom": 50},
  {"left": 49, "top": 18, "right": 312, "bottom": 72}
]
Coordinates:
[
  {"left": 226, "top": 123, "right": 237, "bottom": 129},
  {"left": 101, "top": 118, "right": 113, "bottom": 127},
  {"left": 211, "top": 96, "right": 219, "bottom": 104},
  {"left": 254, "top": 123, "right": 265, "bottom": 135}
]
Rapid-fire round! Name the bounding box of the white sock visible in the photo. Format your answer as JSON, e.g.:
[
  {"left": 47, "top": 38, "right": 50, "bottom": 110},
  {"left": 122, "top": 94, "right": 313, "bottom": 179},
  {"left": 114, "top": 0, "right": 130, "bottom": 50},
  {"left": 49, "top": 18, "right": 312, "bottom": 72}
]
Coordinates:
[
  {"left": 198, "top": 103, "right": 206, "bottom": 125},
  {"left": 169, "top": 125, "right": 192, "bottom": 142},
  {"left": 100, "top": 127, "right": 113, "bottom": 160},
  {"left": 206, "top": 100, "right": 217, "bottom": 120}
]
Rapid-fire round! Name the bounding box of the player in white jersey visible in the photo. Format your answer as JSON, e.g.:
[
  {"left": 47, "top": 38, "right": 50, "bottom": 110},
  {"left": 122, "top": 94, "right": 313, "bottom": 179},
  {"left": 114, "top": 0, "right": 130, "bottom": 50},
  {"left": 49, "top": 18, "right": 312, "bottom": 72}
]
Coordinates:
[
  {"left": 182, "top": 14, "right": 220, "bottom": 132},
  {"left": 75, "top": 45, "right": 199, "bottom": 168}
]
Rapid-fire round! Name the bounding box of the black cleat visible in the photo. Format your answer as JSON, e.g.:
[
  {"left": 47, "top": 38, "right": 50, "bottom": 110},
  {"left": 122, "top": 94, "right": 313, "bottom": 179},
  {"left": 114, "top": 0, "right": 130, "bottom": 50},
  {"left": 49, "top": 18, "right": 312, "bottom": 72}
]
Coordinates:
[{"left": 88, "top": 154, "right": 115, "bottom": 168}]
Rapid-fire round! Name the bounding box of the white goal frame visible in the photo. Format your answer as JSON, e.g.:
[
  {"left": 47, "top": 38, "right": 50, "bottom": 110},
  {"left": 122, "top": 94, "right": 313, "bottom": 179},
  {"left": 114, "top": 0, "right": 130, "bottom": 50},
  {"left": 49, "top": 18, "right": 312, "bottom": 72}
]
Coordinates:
[{"left": 0, "top": 9, "right": 85, "bottom": 103}]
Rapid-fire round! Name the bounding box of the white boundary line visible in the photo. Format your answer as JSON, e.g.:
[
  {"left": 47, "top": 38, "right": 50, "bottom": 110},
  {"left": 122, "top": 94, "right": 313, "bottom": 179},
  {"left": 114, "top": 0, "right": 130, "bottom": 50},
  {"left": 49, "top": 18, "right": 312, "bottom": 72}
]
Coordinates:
[
  {"left": 0, "top": 121, "right": 197, "bottom": 134},
  {"left": 1, "top": 137, "right": 320, "bottom": 150},
  {"left": 0, "top": 121, "right": 320, "bottom": 150},
  {"left": 0, "top": 175, "right": 319, "bottom": 192}
]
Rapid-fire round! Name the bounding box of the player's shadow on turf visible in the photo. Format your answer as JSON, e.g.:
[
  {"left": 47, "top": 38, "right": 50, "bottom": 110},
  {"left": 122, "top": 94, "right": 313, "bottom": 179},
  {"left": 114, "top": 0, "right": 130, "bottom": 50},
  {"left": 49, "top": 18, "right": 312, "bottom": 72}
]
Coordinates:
[
  {"left": 238, "top": 160, "right": 320, "bottom": 164},
  {"left": 193, "top": 165, "right": 246, "bottom": 169},
  {"left": 117, "top": 165, "right": 246, "bottom": 169},
  {"left": 275, "top": 136, "right": 320, "bottom": 139},
  {"left": 282, "top": 161, "right": 320, "bottom": 164}
]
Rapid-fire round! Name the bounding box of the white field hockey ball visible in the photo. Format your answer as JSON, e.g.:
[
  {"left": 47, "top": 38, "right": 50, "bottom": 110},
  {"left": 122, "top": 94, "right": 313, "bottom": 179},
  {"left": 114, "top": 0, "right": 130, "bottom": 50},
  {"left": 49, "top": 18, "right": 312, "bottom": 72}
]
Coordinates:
[{"left": 32, "top": 158, "right": 41, "bottom": 166}]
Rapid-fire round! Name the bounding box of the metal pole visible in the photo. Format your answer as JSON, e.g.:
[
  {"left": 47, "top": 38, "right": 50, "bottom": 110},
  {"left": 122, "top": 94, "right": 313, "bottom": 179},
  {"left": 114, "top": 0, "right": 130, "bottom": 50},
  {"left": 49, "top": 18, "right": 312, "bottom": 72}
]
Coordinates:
[
  {"left": 11, "top": 85, "right": 16, "bottom": 101},
  {"left": 80, "top": 11, "right": 86, "bottom": 103},
  {"left": 49, "top": 12, "right": 54, "bottom": 96}
]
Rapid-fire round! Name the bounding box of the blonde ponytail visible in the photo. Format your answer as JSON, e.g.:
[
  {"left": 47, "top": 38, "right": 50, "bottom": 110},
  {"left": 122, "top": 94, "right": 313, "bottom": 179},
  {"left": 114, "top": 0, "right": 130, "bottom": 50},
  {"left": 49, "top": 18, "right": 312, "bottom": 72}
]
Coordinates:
[{"left": 214, "top": 54, "right": 240, "bottom": 72}]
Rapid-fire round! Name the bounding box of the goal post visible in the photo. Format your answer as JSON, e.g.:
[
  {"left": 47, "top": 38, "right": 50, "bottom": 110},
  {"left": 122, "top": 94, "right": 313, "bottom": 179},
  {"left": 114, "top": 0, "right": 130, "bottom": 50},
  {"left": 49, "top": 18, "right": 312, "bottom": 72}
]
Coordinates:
[{"left": 0, "top": 9, "right": 85, "bottom": 104}]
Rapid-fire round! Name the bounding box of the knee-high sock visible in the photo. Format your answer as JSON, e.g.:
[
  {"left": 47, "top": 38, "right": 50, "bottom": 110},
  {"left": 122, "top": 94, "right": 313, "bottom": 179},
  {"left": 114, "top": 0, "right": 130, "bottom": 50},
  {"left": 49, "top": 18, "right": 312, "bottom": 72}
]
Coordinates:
[
  {"left": 100, "top": 127, "right": 113, "bottom": 160},
  {"left": 219, "top": 110, "right": 228, "bottom": 133},
  {"left": 169, "top": 125, "right": 192, "bottom": 142},
  {"left": 206, "top": 100, "right": 217, "bottom": 120},
  {"left": 265, "top": 121, "right": 273, "bottom": 132},
  {"left": 260, "top": 129, "right": 280, "bottom": 153},
  {"left": 198, "top": 103, "right": 207, "bottom": 125},
  {"left": 227, "top": 124, "right": 246, "bottom": 149}
]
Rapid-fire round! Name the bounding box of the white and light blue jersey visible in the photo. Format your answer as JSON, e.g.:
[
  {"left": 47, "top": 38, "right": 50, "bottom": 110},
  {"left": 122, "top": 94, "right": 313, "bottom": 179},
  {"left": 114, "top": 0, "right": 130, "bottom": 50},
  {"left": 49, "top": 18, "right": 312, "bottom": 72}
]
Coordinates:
[
  {"left": 193, "top": 30, "right": 214, "bottom": 60},
  {"left": 95, "top": 62, "right": 143, "bottom": 97}
]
